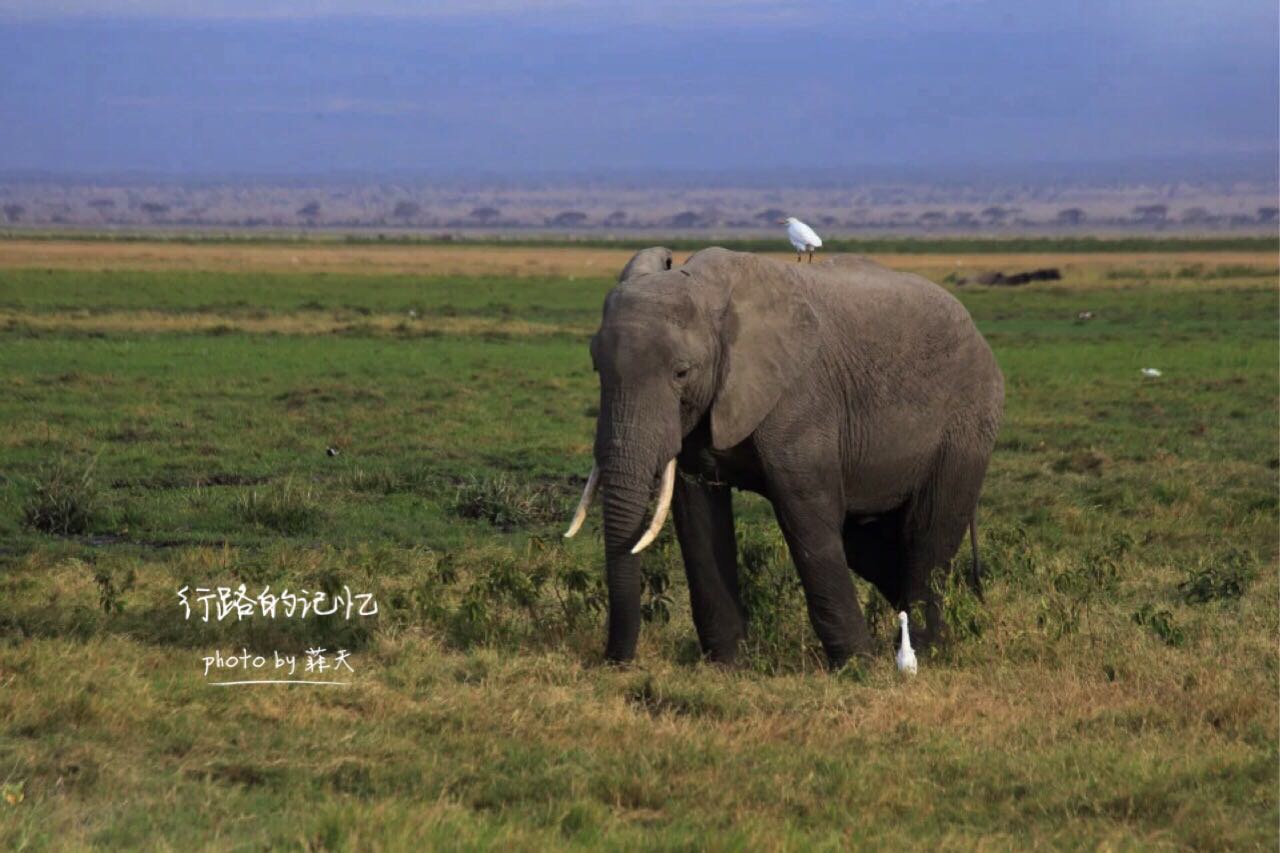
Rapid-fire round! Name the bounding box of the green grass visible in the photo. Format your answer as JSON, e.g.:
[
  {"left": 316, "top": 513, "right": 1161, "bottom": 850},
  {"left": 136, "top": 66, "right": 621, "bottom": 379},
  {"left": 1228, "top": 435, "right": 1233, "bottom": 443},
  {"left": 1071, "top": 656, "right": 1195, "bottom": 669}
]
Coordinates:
[
  {"left": 0, "top": 258, "right": 1276, "bottom": 848},
  {"left": 0, "top": 268, "right": 606, "bottom": 321}
]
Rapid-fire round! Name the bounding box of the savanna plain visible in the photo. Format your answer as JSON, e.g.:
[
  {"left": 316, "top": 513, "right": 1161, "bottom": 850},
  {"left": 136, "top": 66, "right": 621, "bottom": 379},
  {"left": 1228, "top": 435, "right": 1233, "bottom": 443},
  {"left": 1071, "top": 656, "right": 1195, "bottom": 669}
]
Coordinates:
[{"left": 0, "top": 237, "right": 1276, "bottom": 849}]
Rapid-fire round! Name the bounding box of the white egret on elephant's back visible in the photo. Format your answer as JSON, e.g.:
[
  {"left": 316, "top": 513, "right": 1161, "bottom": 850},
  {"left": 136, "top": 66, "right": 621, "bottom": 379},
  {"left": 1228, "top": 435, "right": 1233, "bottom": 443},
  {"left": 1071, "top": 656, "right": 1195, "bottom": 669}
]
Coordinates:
[{"left": 779, "top": 216, "right": 823, "bottom": 263}]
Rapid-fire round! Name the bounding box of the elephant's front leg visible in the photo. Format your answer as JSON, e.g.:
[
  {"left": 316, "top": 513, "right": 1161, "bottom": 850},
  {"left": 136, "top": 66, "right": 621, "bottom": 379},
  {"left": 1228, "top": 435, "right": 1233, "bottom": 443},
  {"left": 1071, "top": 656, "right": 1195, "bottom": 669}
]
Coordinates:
[
  {"left": 771, "top": 491, "right": 873, "bottom": 669},
  {"left": 672, "top": 473, "right": 745, "bottom": 664}
]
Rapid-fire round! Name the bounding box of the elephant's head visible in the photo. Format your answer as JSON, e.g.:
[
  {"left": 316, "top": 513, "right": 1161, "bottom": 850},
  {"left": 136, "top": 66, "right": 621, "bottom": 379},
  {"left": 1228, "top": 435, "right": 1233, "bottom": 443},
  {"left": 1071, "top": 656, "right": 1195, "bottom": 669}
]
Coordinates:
[
  {"left": 616, "top": 246, "right": 672, "bottom": 281},
  {"left": 565, "top": 247, "right": 820, "bottom": 661}
]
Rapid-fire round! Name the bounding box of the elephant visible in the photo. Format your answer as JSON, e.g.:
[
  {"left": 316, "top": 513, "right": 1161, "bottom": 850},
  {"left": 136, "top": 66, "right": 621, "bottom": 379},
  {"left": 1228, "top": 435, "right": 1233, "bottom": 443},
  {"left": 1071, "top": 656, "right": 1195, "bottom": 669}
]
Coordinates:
[{"left": 565, "top": 246, "right": 1004, "bottom": 669}]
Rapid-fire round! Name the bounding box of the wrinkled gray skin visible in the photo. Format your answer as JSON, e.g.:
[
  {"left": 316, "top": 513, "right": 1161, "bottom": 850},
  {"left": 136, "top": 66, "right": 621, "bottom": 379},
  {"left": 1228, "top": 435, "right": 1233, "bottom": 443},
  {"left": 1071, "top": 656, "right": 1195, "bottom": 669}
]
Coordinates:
[
  {"left": 586, "top": 247, "right": 1004, "bottom": 668},
  {"left": 616, "top": 246, "right": 673, "bottom": 281}
]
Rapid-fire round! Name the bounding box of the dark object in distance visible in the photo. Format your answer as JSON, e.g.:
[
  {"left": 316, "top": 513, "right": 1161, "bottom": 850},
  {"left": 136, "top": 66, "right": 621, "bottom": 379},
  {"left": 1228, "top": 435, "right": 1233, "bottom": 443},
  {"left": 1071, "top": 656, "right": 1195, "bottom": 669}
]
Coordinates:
[{"left": 956, "top": 268, "right": 1062, "bottom": 287}]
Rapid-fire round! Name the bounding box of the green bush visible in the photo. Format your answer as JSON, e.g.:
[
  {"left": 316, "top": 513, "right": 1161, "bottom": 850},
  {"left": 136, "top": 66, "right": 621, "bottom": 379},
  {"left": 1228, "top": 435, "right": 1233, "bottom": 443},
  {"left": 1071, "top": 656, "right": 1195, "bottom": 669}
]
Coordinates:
[
  {"left": 975, "top": 519, "right": 1037, "bottom": 585},
  {"left": 93, "top": 562, "right": 137, "bottom": 615},
  {"left": 22, "top": 453, "right": 103, "bottom": 535},
  {"left": 640, "top": 547, "right": 674, "bottom": 625},
  {"left": 234, "top": 478, "right": 326, "bottom": 534},
  {"left": 445, "top": 540, "right": 606, "bottom": 649},
  {"left": 935, "top": 565, "right": 988, "bottom": 645},
  {"left": 1036, "top": 534, "right": 1128, "bottom": 638},
  {"left": 1132, "top": 604, "right": 1186, "bottom": 647},
  {"left": 1179, "top": 549, "right": 1257, "bottom": 604},
  {"left": 737, "top": 524, "right": 819, "bottom": 673},
  {"left": 338, "top": 464, "right": 438, "bottom": 494},
  {"left": 452, "top": 474, "right": 566, "bottom": 530}
]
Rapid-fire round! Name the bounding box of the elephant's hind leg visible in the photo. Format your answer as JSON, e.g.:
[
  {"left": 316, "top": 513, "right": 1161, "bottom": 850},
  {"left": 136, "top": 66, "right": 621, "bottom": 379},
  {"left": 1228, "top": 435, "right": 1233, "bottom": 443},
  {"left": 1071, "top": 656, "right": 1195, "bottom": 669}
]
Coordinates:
[
  {"left": 842, "top": 507, "right": 943, "bottom": 650},
  {"left": 901, "top": 449, "right": 989, "bottom": 650},
  {"left": 842, "top": 510, "right": 908, "bottom": 606}
]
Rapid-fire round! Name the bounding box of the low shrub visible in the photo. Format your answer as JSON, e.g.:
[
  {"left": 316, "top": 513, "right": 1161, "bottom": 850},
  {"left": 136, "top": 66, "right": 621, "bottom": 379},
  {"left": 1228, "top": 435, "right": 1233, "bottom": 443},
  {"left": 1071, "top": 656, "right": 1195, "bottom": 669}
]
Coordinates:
[
  {"left": 737, "top": 524, "right": 820, "bottom": 673},
  {"left": 234, "top": 478, "right": 326, "bottom": 534},
  {"left": 23, "top": 453, "right": 103, "bottom": 535},
  {"left": 338, "top": 464, "right": 438, "bottom": 495},
  {"left": 445, "top": 539, "right": 607, "bottom": 649},
  {"left": 452, "top": 474, "right": 566, "bottom": 530},
  {"left": 1179, "top": 548, "right": 1257, "bottom": 604},
  {"left": 1036, "top": 534, "right": 1128, "bottom": 638},
  {"left": 93, "top": 561, "right": 137, "bottom": 614},
  {"left": 935, "top": 564, "right": 988, "bottom": 645},
  {"left": 1132, "top": 604, "right": 1186, "bottom": 647}
]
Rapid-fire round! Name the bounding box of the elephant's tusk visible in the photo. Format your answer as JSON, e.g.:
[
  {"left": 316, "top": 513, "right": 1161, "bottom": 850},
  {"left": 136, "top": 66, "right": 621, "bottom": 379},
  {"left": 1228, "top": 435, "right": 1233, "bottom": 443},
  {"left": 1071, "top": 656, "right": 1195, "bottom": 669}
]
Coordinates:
[
  {"left": 563, "top": 465, "right": 600, "bottom": 538},
  {"left": 630, "top": 458, "right": 676, "bottom": 555}
]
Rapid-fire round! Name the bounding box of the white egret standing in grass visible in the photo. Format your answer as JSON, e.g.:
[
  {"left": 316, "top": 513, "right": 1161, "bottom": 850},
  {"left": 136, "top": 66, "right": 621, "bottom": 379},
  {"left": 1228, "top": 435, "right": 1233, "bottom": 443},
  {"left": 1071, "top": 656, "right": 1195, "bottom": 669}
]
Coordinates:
[
  {"left": 779, "top": 216, "right": 823, "bottom": 263},
  {"left": 896, "top": 611, "right": 918, "bottom": 676}
]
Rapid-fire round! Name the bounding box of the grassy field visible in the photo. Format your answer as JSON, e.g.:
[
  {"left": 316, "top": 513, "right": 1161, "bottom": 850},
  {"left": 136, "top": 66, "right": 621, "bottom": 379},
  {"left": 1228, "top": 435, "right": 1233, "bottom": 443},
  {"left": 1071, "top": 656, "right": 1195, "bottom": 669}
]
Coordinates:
[
  {"left": 0, "top": 241, "right": 1276, "bottom": 848},
  {"left": 4, "top": 228, "right": 1277, "bottom": 254}
]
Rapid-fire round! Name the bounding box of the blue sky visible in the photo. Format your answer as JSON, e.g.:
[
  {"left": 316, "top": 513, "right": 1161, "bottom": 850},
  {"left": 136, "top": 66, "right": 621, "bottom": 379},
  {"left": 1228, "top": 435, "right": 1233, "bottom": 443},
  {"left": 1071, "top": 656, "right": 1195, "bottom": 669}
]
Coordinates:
[{"left": 0, "top": 1, "right": 1276, "bottom": 179}]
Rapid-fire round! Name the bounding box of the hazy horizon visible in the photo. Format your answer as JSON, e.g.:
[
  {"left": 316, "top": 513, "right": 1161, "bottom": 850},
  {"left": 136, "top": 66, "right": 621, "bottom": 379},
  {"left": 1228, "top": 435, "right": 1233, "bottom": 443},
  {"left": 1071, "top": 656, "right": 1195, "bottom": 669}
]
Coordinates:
[
  {"left": 1, "top": 152, "right": 1277, "bottom": 188},
  {"left": 2, "top": 1, "right": 1277, "bottom": 184}
]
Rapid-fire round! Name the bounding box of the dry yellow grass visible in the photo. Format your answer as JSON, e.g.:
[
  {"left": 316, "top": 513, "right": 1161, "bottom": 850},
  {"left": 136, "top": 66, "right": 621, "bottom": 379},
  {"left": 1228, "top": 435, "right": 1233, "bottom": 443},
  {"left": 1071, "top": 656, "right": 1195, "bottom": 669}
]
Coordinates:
[
  {"left": 0, "top": 309, "right": 587, "bottom": 338},
  {"left": 0, "top": 237, "right": 1274, "bottom": 281}
]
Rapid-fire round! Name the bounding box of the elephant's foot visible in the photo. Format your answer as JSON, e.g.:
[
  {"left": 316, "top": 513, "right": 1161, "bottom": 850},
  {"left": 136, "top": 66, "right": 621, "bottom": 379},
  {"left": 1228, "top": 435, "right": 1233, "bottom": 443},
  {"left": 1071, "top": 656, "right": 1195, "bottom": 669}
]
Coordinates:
[
  {"left": 702, "top": 651, "right": 744, "bottom": 671},
  {"left": 903, "top": 596, "right": 948, "bottom": 654},
  {"left": 824, "top": 642, "right": 874, "bottom": 672},
  {"left": 698, "top": 631, "right": 744, "bottom": 668},
  {"left": 819, "top": 620, "right": 875, "bottom": 671}
]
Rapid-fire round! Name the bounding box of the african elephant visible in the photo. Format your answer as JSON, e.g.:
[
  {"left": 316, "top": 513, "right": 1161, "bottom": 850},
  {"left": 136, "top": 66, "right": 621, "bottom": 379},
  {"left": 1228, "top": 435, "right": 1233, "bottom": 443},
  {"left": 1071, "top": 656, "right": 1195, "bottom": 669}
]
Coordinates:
[{"left": 565, "top": 247, "right": 1004, "bottom": 668}]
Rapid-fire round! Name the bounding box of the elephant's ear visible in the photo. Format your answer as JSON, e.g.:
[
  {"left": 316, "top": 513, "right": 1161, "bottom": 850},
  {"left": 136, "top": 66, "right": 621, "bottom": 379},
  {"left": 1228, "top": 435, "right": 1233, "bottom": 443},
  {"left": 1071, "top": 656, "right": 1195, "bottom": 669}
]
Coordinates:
[
  {"left": 618, "top": 247, "right": 673, "bottom": 282},
  {"left": 710, "top": 270, "right": 819, "bottom": 450}
]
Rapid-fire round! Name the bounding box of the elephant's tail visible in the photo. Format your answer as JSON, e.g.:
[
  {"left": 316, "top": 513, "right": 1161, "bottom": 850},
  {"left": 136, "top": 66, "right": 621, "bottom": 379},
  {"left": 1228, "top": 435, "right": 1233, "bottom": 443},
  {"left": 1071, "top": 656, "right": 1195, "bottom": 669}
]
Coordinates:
[{"left": 968, "top": 515, "right": 985, "bottom": 602}]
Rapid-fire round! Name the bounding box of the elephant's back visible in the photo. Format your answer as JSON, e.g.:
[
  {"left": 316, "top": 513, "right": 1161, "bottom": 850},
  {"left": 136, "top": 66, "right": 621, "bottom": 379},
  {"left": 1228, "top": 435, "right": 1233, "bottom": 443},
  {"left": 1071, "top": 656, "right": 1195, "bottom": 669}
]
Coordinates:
[
  {"left": 795, "top": 257, "right": 1005, "bottom": 498},
  {"left": 805, "top": 255, "right": 1003, "bottom": 417},
  {"left": 715, "top": 247, "right": 1002, "bottom": 404},
  {"left": 809, "top": 255, "right": 982, "bottom": 343}
]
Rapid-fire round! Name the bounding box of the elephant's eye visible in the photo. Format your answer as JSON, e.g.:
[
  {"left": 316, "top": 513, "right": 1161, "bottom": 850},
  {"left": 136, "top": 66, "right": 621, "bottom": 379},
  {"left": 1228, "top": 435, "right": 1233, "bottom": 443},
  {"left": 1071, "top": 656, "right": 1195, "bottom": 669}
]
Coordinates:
[{"left": 674, "top": 366, "right": 691, "bottom": 381}]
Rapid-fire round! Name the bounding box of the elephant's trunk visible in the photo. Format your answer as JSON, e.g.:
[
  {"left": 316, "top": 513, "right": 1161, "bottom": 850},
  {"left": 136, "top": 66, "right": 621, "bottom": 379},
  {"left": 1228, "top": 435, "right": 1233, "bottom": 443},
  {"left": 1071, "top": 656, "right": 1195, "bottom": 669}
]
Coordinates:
[
  {"left": 563, "top": 458, "right": 675, "bottom": 659},
  {"left": 598, "top": 464, "right": 657, "bottom": 661},
  {"left": 587, "top": 388, "right": 682, "bottom": 662}
]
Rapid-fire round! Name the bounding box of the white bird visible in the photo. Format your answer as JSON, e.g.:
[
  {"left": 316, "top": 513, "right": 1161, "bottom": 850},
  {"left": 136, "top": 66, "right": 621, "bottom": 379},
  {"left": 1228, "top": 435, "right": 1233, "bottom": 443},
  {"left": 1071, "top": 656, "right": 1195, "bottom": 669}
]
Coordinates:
[
  {"left": 895, "top": 611, "right": 917, "bottom": 676},
  {"left": 1140, "top": 368, "right": 1162, "bottom": 378},
  {"left": 779, "top": 216, "right": 823, "bottom": 263}
]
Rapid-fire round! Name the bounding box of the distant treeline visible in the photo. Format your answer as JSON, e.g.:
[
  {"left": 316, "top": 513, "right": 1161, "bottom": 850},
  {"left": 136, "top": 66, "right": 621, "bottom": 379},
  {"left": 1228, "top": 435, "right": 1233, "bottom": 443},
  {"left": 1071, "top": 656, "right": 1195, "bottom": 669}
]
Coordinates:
[{"left": 1, "top": 229, "right": 1276, "bottom": 254}]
